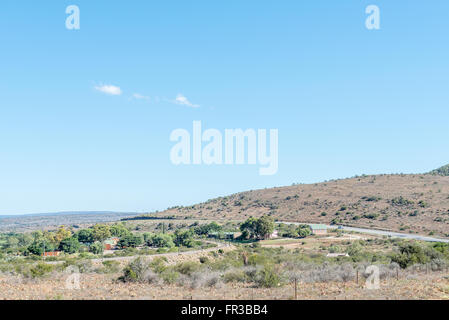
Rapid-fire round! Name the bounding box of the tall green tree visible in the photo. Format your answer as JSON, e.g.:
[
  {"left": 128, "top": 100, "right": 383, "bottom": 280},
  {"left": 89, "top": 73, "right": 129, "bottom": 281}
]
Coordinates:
[
  {"left": 89, "top": 241, "right": 104, "bottom": 255},
  {"left": 296, "top": 225, "right": 312, "bottom": 238},
  {"left": 194, "top": 222, "right": 222, "bottom": 235},
  {"left": 76, "top": 229, "right": 94, "bottom": 243},
  {"left": 174, "top": 229, "right": 195, "bottom": 247},
  {"left": 148, "top": 233, "right": 175, "bottom": 248},
  {"left": 27, "top": 240, "right": 55, "bottom": 256},
  {"left": 240, "top": 217, "right": 258, "bottom": 239},
  {"left": 59, "top": 237, "right": 81, "bottom": 254},
  {"left": 91, "top": 224, "right": 111, "bottom": 242},
  {"left": 255, "top": 216, "right": 275, "bottom": 239},
  {"left": 118, "top": 234, "right": 144, "bottom": 248},
  {"left": 240, "top": 216, "right": 275, "bottom": 240},
  {"left": 110, "top": 223, "right": 131, "bottom": 238}
]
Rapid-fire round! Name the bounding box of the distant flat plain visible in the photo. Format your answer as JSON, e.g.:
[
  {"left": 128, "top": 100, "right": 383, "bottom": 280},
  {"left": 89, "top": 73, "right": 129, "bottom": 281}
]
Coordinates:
[{"left": 0, "top": 212, "right": 137, "bottom": 233}]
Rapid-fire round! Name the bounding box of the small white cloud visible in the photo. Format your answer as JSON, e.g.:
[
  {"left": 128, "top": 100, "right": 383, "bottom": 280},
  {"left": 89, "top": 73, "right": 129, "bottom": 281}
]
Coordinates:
[
  {"left": 94, "top": 84, "right": 122, "bottom": 96},
  {"left": 174, "top": 94, "right": 200, "bottom": 108},
  {"left": 132, "top": 93, "right": 150, "bottom": 101}
]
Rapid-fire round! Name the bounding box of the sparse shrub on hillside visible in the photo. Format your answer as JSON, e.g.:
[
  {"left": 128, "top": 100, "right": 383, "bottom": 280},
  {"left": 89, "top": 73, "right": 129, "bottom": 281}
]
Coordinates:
[
  {"left": 63, "top": 259, "right": 93, "bottom": 273},
  {"left": 174, "top": 261, "right": 201, "bottom": 276},
  {"left": 255, "top": 265, "right": 283, "bottom": 288},
  {"left": 360, "top": 263, "right": 399, "bottom": 280},
  {"left": 418, "top": 200, "right": 429, "bottom": 208},
  {"left": 247, "top": 253, "right": 269, "bottom": 266},
  {"left": 187, "top": 270, "right": 222, "bottom": 289},
  {"left": 331, "top": 218, "right": 343, "bottom": 225},
  {"left": 328, "top": 245, "right": 343, "bottom": 253},
  {"left": 149, "top": 257, "right": 168, "bottom": 274},
  {"left": 223, "top": 268, "right": 248, "bottom": 283},
  {"left": 433, "top": 243, "right": 449, "bottom": 259},
  {"left": 199, "top": 256, "right": 209, "bottom": 264},
  {"left": 363, "top": 213, "right": 379, "bottom": 220},
  {"left": 285, "top": 262, "right": 355, "bottom": 283},
  {"left": 25, "top": 263, "right": 55, "bottom": 278},
  {"left": 160, "top": 269, "right": 180, "bottom": 284},
  {"left": 347, "top": 242, "right": 363, "bottom": 257},
  {"left": 361, "top": 196, "right": 381, "bottom": 202},
  {"left": 391, "top": 197, "right": 414, "bottom": 207},
  {"left": 391, "top": 242, "right": 436, "bottom": 269},
  {"left": 409, "top": 211, "right": 419, "bottom": 217},
  {"left": 429, "top": 258, "right": 448, "bottom": 271},
  {"left": 119, "top": 258, "right": 160, "bottom": 284},
  {"left": 97, "top": 260, "right": 120, "bottom": 274}
]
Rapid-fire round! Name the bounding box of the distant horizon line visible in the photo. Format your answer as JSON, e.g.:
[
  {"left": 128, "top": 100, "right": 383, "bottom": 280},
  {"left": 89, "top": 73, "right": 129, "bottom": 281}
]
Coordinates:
[
  {"left": 0, "top": 211, "right": 138, "bottom": 218},
  {"left": 1, "top": 164, "right": 446, "bottom": 217}
]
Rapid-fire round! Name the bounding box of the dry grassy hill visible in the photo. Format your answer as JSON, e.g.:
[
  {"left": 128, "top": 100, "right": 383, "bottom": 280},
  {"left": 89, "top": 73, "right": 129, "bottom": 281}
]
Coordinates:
[{"left": 149, "top": 170, "right": 449, "bottom": 238}]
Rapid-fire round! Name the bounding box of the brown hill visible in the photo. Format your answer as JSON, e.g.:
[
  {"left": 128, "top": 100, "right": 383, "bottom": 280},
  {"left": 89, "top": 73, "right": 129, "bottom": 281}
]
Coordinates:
[
  {"left": 429, "top": 164, "right": 449, "bottom": 176},
  {"left": 150, "top": 173, "right": 449, "bottom": 238}
]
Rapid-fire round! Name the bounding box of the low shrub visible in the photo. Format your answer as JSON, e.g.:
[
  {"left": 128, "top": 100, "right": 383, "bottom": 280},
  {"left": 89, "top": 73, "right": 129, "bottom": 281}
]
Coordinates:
[
  {"left": 255, "top": 265, "right": 283, "bottom": 288},
  {"left": 174, "top": 261, "right": 201, "bottom": 276},
  {"left": 186, "top": 271, "right": 222, "bottom": 289},
  {"left": 223, "top": 268, "right": 247, "bottom": 283},
  {"left": 97, "top": 260, "right": 120, "bottom": 274},
  {"left": 29, "top": 263, "right": 54, "bottom": 278},
  {"left": 160, "top": 269, "right": 180, "bottom": 284},
  {"left": 119, "top": 258, "right": 160, "bottom": 284}
]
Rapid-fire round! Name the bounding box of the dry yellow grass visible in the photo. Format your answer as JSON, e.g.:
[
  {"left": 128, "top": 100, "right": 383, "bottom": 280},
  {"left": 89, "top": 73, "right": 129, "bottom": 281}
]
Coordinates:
[{"left": 1, "top": 271, "right": 447, "bottom": 300}]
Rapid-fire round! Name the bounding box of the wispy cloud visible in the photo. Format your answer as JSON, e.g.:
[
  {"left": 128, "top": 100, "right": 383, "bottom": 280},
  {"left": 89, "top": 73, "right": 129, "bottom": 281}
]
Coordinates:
[
  {"left": 94, "top": 84, "right": 122, "bottom": 96},
  {"left": 174, "top": 94, "right": 200, "bottom": 108},
  {"left": 131, "top": 93, "right": 150, "bottom": 101},
  {"left": 93, "top": 85, "right": 200, "bottom": 109}
]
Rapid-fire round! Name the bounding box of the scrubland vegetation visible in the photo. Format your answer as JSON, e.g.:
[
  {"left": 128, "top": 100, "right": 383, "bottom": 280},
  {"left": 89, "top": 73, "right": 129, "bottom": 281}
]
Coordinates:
[
  {"left": 117, "top": 237, "right": 449, "bottom": 290},
  {"left": 0, "top": 213, "right": 448, "bottom": 299}
]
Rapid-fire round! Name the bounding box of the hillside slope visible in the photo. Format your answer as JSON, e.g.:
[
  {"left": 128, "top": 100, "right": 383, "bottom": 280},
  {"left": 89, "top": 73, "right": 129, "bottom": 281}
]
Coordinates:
[
  {"left": 150, "top": 173, "right": 449, "bottom": 238},
  {"left": 429, "top": 164, "right": 449, "bottom": 176}
]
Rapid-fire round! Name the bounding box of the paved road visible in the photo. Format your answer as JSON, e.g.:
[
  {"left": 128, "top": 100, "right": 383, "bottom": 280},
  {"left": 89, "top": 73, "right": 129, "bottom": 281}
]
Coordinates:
[{"left": 279, "top": 222, "right": 449, "bottom": 243}]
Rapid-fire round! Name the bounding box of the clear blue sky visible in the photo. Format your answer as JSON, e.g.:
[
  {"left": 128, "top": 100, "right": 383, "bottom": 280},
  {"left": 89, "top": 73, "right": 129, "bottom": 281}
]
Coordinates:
[{"left": 1, "top": 1, "right": 448, "bottom": 215}]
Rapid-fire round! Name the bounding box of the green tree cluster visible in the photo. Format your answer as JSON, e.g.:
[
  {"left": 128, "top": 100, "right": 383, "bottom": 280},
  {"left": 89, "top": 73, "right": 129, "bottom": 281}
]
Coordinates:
[{"left": 240, "top": 216, "right": 275, "bottom": 240}]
